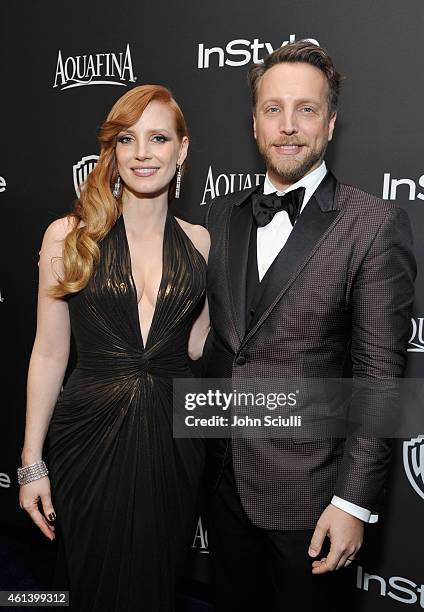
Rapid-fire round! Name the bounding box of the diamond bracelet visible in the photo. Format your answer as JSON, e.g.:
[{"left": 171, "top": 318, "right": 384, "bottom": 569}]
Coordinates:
[{"left": 17, "top": 460, "right": 49, "bottom": 485}]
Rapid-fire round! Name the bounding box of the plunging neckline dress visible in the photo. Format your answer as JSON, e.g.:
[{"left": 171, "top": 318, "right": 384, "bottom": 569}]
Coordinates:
[{"left": 47, "top": 211, "right": 206, "bottom": 611}]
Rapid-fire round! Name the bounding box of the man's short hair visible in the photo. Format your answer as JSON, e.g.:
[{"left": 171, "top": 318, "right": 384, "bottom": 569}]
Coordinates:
[{"left": 248, "top": 40, "right": 343, "bottom": 116}]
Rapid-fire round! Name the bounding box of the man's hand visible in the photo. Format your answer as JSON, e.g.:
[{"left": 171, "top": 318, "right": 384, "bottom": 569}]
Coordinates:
[{"left": 308, "top": 504, "right": 364, "bottom": 574}]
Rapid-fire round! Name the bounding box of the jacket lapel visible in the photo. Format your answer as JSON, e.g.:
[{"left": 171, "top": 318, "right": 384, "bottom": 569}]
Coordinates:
[
  {"left": 227, "top": 183, "right": 263, "bottom": 342},
  {"left": 243, "top": 171, "right": 343, "bottom": 344}
]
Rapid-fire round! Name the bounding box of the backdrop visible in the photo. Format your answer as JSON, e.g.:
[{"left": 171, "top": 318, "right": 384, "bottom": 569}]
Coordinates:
[{"left": 2, "top": 1, "right": 424, "bottom": 609}]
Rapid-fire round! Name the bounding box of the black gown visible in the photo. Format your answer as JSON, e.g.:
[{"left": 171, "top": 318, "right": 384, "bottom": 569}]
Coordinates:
[{"left": 46, "top": 211, "right": 206, "bottom": 611}]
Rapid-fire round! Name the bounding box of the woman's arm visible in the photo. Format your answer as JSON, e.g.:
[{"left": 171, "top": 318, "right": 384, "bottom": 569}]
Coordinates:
[
  {"left": 19, "top": 218, "right": 73, "bottom": 540},
  {"left": 188, "top": 295, "right": 210, "bottom": 361},
  {"left": 186, "top": 224, "right": 211, "bottom": 361},
  {"left": 21, "top": 218, "right": 72, "bottom": 464}
]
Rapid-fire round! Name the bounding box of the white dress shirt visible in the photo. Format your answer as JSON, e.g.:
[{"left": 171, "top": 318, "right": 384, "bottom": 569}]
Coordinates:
[{"left": 258, "top": 160, "right": 378, "bottom": 524}]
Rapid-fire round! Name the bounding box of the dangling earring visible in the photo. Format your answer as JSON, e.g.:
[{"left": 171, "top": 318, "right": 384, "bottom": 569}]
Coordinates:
[
  {"left": 175, "top": 164, "right": 182, "bottom": 199},
  {"left": 112, "top": 175, "right": 121, "bottom": 198}
]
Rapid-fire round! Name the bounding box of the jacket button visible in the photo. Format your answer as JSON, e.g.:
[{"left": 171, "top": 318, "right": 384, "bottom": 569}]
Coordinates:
[{"left": 235, "top": 354, "right": 246, "bottom": 365}]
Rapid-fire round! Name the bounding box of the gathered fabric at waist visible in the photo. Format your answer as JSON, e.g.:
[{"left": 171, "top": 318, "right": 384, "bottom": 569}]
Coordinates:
[{"left": 75, "top": 347, "right": 193, "bottom": 380}]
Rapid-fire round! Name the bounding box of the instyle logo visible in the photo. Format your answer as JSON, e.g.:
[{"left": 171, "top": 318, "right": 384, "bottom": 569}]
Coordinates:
[
  {"left": 356, "top": 565, "right": 424, "bottom": 606},
  {"left": 403, "top": 436, "right": 424, "bottom": 501},
  {"left": 409, "top": 318, "right": 424, "bottom": 352},
  {"left": 382, "top": 172, "right": 424, "bottom": 201},
  {"left": 53, "top": 43, "right": 137, "bottom": 90},
  {"left": 0, "top": 472, "right": 11, "bottom": 488},
  {"left": 0, "top": 175, "right": 6, "bottom": 193},
  {"left": 201, "top": 165, "right": 265, "bottom": 205},
  {"left": 197, "top": 34, "right": 319, "bottom": 69},
  {"left": 191, "top": 515, "right": 209, "bottom": 553},
  {"left": 73, "top": 155, "right": 99, "bottom": 197}
]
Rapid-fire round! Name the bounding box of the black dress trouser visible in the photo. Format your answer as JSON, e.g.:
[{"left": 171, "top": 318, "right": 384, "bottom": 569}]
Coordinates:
[{"left": 207, "top": 445, "right": 358, "bottom": 612}]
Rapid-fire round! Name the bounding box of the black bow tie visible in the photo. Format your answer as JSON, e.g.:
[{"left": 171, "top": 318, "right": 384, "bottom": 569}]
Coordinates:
[{"left": 252, "top": 187, "right": 306, "bottom": 227}]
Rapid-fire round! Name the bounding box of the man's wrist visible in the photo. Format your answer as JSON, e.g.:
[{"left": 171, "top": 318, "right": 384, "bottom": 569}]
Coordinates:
[{"left": 331, "top": 495, "right": 378, "bottom": 523}]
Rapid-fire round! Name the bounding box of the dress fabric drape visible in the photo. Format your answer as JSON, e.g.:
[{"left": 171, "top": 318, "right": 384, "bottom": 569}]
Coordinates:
[{"left": 47, "top": 212, "right": 206, "bottom": 611}]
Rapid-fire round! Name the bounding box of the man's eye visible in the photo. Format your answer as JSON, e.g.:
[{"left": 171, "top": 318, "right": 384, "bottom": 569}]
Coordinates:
[
  {"left": 117, "top": 135, "right": 132, "bottom": 144},
  {"left": 300, "top": 107, "right": 314, "bottom": 113},
  {"left": 266, "top": 107, "right": 280, "bottom": 114},
  {"left": 152, "top": 135, "right": 169, "bottom": 143}
]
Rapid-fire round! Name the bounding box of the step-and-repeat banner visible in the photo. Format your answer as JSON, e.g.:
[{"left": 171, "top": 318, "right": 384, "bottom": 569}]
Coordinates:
[{"left": 2, "top": 1, "right": 424, "bottom": 608}]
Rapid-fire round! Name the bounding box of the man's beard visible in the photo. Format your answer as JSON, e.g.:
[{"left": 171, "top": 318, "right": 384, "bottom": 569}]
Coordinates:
[{"left": 258, "top": 139, "right": 328, "bottom": 185}]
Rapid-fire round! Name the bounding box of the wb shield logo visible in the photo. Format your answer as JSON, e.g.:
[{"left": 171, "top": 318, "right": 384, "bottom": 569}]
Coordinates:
[
  {"left": 403, "top": 436, "right": 424, "bottom": 500},
  {"left": 408, "top": 318, "right": 424, "bottom": 352},
  {"left": 73, "top": 155, "right": 99, "bottom": 197}
]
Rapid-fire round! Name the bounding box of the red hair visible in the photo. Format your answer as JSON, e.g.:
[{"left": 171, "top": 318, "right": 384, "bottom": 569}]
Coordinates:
[{"left": 50, "top": 85, "right": 188, "bottom": 297}]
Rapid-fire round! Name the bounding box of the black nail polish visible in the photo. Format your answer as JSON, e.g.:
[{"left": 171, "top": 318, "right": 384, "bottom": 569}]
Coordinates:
[{"left": 48, "top": 512, "right": 56, "bottom": 522}]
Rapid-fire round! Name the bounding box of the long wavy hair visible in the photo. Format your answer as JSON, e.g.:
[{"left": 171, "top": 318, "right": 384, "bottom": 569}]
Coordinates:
[{"left": 50, "top": 85, "right": 189, "bottom": 298}]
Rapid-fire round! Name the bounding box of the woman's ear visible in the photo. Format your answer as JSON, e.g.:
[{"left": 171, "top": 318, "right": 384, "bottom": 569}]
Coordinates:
[{"left": 178, "top": 136, "right": 189, "bottom": 165}]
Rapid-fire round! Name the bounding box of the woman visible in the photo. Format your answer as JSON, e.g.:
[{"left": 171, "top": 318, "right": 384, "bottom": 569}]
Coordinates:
[{"left": 18, "top": 85, "right": 210, "bottom": 611}]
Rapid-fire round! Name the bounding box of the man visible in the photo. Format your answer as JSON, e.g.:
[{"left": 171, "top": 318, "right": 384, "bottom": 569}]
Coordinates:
[{"left": 203, "top": 41, "right": 415, "bottom": 610}]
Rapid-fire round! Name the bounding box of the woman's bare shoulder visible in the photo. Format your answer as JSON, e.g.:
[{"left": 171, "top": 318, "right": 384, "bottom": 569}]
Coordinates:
[
  {"left": 175, "top": 217, "right": 210, "bottom": 261},
  {"left": 40, "top": 216, "right": 84, "bottom": 263},
  {"left": 44, "top": 215, "right": 84, "bottom": 242}
]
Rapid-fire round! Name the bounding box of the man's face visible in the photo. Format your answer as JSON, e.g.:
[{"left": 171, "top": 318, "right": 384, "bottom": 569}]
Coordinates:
[{"left": 253, "top": 62, "right": 336, "bottom": 190}]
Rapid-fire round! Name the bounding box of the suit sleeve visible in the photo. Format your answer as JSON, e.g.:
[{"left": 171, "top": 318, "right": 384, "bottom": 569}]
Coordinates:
[{"left": 333, "top": 206, "right": 416, "bottom": 510}]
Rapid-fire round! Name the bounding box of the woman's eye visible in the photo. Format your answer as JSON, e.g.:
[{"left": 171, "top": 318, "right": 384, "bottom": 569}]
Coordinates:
[
  {"left": 152, "top": 135, "right": 169, "bottom": 143},
  {"left": 117, "top": 135, "right": 132, "bottom": 144}
]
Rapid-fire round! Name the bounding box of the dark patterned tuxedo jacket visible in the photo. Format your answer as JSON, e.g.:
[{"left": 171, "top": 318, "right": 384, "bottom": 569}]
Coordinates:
[{"left": 203, "top": 170, "right": 416, "bottom": 530}]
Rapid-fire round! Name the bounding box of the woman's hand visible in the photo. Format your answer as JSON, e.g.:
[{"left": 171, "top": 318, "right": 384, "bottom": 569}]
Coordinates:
[{"left": 19, "top": 476, "right": 56, "bottom": 541}]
